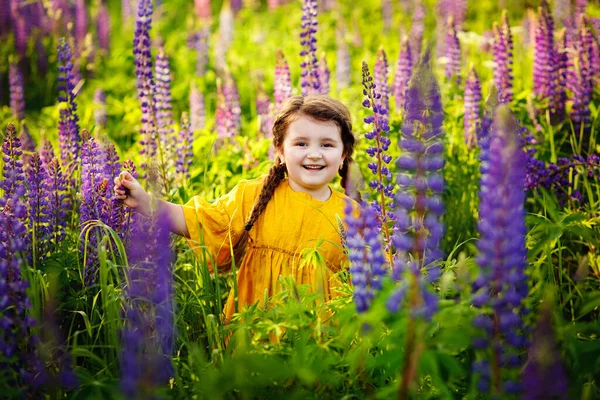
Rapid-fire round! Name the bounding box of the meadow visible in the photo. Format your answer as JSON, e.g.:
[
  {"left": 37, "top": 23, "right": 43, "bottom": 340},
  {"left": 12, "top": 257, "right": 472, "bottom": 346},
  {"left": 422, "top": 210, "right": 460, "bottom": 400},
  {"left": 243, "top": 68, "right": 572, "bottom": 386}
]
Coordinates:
[{"left": 1, "top": 0, "right": 600, "bottom": 398}]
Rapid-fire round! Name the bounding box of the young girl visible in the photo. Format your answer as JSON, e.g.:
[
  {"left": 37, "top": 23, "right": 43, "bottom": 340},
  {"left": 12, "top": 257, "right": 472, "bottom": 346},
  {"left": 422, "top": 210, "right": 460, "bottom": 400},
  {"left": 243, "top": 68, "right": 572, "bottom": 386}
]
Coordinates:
[{"left": 113, "top": 95, "right": 358, "bottom": 323}]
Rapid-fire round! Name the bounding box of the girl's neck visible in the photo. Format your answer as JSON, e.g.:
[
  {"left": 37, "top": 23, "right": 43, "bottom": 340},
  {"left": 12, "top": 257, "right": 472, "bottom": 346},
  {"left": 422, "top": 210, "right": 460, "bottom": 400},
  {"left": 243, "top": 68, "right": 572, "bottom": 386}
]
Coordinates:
[{"left": 287, "top": 179, "right": 332, "bottom": 202}]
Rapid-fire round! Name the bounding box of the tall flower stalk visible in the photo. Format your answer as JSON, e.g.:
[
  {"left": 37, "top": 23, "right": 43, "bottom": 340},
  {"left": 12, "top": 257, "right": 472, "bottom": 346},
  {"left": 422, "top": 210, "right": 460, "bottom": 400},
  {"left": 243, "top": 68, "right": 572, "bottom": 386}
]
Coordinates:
[
  {"left": 189, "top": 81, "right": 205, "bottom": 131},
  {"left": 374, "top": 47, "right": 390, "bottom": 116},
  {"left": 445, "top": 16, "right": 461, "bottom": 85},
  {"left": 274, "top": 50, "right": 293, "bottom": 111},
  {"left": 336, "top": 30, "right": 351, "bottom": 89},
  {"left": 472, "top": 105, "right": 528, "bottom": 396},
  {"left": 299, "top": 0, "right": 321, "bottom": 95},
  {"left": 318, "top": 54, "right": 330, "bottom": 95},
  {"left": 361, "top": 61, "right": 394, "bottom": 256},
  {"left": 9, "top": 61, "right": 25, "bottom": 121},
  {"left": 46, "top": 158, "right": 70, "bottom": 248},
  {"left": 464, "top": 65, "right": 482, "bottom": 148},
  {"left": 393, "top": 35, "right": 413, "bottom": 112},
  {"left": 155, "top": 47, "right": 176, "bottom": 161},
  {"left": 176, "top": 112, "right": 194, "bottom": 186},
  {"left": 493, "top": 11, "right": 514, "bottom": 103},
  {"left": 533, "top": 0, "right": 556, "bottom": 101},
  {"left": 387, "top": 55, "right": 445, "bottom": 399},
  {"left": 26, "top": 153, "right": 50, "bottom": 267}
]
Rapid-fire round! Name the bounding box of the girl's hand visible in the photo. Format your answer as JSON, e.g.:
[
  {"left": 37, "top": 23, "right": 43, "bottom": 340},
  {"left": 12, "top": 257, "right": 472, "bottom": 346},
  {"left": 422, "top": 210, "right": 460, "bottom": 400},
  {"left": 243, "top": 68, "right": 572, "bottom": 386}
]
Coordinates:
[{"left": 113, "top": 171, "right": 151, "bottom": 214}]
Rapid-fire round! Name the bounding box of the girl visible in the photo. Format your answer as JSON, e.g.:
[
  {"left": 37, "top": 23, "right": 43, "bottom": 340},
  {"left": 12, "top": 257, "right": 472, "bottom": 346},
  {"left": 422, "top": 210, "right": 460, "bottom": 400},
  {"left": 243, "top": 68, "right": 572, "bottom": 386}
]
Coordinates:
[{"left": 114, "top": 95, "right": 358, "bottom": 323}]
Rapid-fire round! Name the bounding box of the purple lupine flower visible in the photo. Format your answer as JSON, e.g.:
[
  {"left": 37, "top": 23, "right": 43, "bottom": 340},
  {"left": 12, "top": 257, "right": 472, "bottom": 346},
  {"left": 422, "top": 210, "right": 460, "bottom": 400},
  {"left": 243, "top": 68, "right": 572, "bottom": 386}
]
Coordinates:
[
  {"left": 194, "top": 0, "right": 211, "bottom": 20},
  {"left": 410, "top": 3, "right": 425, "bottom": 60},
  {"left": 336, "top": 31, "right": 351, "bottom": 89},
  {"left": 522, "top": 295, "right": 569, "bottom": 400},
  {"left": 94, "top": 88, "right": 107, "bottom": 128},
  {"left": 45, "top": 158, "right": 69, "bottom": 247},
  {"left": 26, "top": 153, "right": 50, "bottom": 267},
  {"left": 1, "top": 123, "right": 26, "bottom": 205},
  {"left": 393, "top": 35, "right": 413, "bottom": 112},
  {"left": 318, "top": 54, "right": 330, "bottom": 96},
  {"left": 0, "top": 123, "right": 45, "bottom": 392},
  {"left": 176, "top": 113, "right": 193, "bottom": 184},
  {"left": 274, "top": 50, "right": 293, "bottom": 111},
  {"left": 133, "top": 0, "right": 158, "bottom": 167},
  {"left": 120, "top": 209, "right": 174, "bottom": 398},
  {"left": 256, "top": 89, "right": 274, "bottom": 138},
  {"left": 533, "top": 1, "right": 556, "bottom": 100},
  {"left": 569, "top": 18, "right": 593, "bottom": 139},
  {"left": 0, "top": 0, "right": 11, "bottom": 39},
  {"left": 575, "top": 0, "right": 587, "bottom": 23},
  {"left": 57, "top": 38, "right": 82, "bottom": 170},
  {"left": 12, "top": 4, "right": 29, "bottom": 58},
  {"left": 79, "top": 132, "right": 110, "bottom": 285},
  {"left": 97, "top": 0, "right": 110, "bottom": 52},
  {"left": 361, "top": 61, "right": 394, "bottom": 252},
  {"left": 74, "top": 0, "right": 88, "bottom": 54},
  {"left": 299, "top": 0, "right": 321, "bottom": 96},
  {"left": 40, "top": 140, "right": 55, "bottom": 170},
  {"left": 374, "top": 47, "right": 390, "bottom": 117},
  {"left": 189, "top": 82, "right": 205, "bottom": 131},
  {"left": 493, "top": 11, "right": 514, "bottom": 103},
  {"left": 104, "top": 143, "right": 122, "bottom": 183},
  {"left": 437, "top": 0, "right": 468, "bottom": 29},
  {"left": 9, "top": 62, "right": 25, "bottom": 121},
  {"left": 215, "top": 79, "right": 237, "bottom": 139},
  {"left": 382, "top": 0, "right": 392, "bottom": 32},
  {"left": 231, "top": 0, "right": 242, "bottom": 14},
  {"left": 472, "top": 105, "right": 528, "bottom": 396},
  {"left": 188, "top": 27, "right": 209, "bottom": 77},
  {"left": 122, "top": 0, "right": 133, "bottom": 21},
  {"left": 552, "top": 30, "right": 568, "bottom": 121},
  {"left": 445, "top": 16, "right": 461, "bottom": 85},
  {"left": 19, "top": 123, "right": 35, "bottom": 167},
  {"left": 154, "top": 48, "right": 176, "bottom": 158},
  {"left": 464, "top": 66, "right": 482, "bottom": 148},
  {"left": 224, "top": 73, "right": 241, "bottom": 133},
  {"left": 388, "top": 54, "right": 445, "bottom": 318},
  {"left": 346, "top": 201, "right": 387, "bottom": 313}
]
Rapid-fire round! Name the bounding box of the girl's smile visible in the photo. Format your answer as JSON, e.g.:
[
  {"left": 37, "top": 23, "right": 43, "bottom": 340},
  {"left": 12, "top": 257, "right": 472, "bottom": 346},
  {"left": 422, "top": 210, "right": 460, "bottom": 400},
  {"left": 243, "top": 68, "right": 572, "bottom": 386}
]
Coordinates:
[{"left": 280, "top": 115, "right": 345, "bottom": 201}]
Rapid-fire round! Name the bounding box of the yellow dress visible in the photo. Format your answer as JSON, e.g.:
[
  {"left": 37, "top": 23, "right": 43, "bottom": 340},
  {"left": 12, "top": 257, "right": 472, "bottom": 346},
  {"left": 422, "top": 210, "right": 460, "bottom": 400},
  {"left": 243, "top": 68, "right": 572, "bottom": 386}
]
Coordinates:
[{"left": 181, "top": 176, "right": 353, "bottom": 323}]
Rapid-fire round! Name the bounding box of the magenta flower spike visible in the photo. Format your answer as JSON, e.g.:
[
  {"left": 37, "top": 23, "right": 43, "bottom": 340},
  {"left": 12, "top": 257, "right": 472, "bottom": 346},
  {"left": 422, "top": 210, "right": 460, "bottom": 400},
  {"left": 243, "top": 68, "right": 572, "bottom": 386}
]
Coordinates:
[
  {"left": 493, "top": 12, "right": 514, "bottom": 103},
  {"left": 274, "top": 50, "right": 293, "bottom": 111},
  {"left": 97, "top": 1, "right": 111, "bottom": 52},
  {"left": 194, "top": 0, "right": 211, "bottom": 20},
  {"left": 393, "top": 35, "right": 413, "bottom": 112},
  {"left": 74, "top": 0, "right": 88, "bottom": 54}
]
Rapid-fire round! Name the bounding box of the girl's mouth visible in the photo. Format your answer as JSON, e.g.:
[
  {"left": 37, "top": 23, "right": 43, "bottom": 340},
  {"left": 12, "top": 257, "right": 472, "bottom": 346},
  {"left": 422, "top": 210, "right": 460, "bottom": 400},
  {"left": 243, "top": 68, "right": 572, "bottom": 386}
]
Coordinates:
[{"left": 303, "top": 165, "right": 325, "bottom": 170}]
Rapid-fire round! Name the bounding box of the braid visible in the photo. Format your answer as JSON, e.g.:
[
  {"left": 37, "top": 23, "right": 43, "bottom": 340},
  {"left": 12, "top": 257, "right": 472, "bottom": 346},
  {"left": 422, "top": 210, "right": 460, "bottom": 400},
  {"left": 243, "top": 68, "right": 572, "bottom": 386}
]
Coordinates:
[{"left": 230, "top": 162, "right": 286, "bottom": 265}]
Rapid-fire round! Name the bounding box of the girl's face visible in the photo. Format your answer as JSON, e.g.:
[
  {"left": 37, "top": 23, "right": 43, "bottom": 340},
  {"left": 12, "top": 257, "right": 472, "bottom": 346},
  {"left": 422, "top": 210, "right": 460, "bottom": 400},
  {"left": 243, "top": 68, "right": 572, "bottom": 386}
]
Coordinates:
[{"left": 280, "top": 115, "right": 345, "bottom": 201}]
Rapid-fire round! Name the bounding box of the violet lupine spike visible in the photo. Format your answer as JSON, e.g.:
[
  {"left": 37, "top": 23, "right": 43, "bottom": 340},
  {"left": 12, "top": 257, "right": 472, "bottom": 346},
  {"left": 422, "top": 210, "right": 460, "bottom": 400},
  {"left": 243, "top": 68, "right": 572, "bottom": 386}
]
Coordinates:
[
  {"left": 104, "top": 143, "right": 122, "bottom": 183},
  {"left": 464, "top": 66, "right": 482, "bottom": 149},
  {"left": 345, "top": 201, "right": 387, "bottom": 313},
  {"left": 121, "top": 209, "right": 174, "bottom": 398},
  {"left": 552, "top": 29, "right": 568, "bottom": 121},
  {"left": 361, "top": 61, "right": 394, "bottom": 252},
  {"left": 189, "top": 82, "right": 205, "bottom": 131},
  {"left": 569, "top": 17, "right": 594, "bottom": 139},
  {"left": 40, "top": 140, "right": 55, "bottom": 170},
  {"left": 26, "top": 153, "right": 50, "bottom": 267},
  {"left": 336, "top": 32, "right": 351, "bottom": 89},
  {"left": 493, "top": 12, "right": 514, "bottom": 103},
  {"left": 410, "top": 3, "right": 425, "bottom": 60},
  {"left": 97, "top": 1, "right": 111, "bottom": 52},
  {"left": 224, "top": 73, "right": 242, "bottom": 133},
  {"left": 318, "top": 54, "right": 330, "bottom": 96},
  {"left": 45, "top": 158, "right": 69, "bottom": 247},
  {"left": 0, "top": 0, "right": 11, "bottom": 39},
  {"left": 154, "top": 48, "right": 176, "bottom": 157},
  {"left": 122, "top": 0, "right": 133, "bottom": 21},
  {"left": 393, "top": 35, "right": 413, "bottom": 112},
  {"left": 94, "top": 88, "right": 107, "bottom": 128},
  {"left": 0, "top": 123, "right": 26, "bottom": 206},
  {"left": 445, "top": 16, "right": 461, "bottom": 85},
  {"left": 533, "top": 1, "right": 556, "bottom": 101},
  {"left": 522, "top": 294, "right": 569, "bottom": 400},
  {"left": 299, "top": 0, "right": 321, "bottom": 96},
  {"left": 472, "top": 105, "right": 528, "bottom": 395},
  {"left": 274, "top": 50, "right": 293, "bottom": 111},
  {"left": 388, "top": 54, "right": 445, "bottom": 318},
  {"left": 79, "top": 132, "right": 110, "bottom": 285},
  {"left": 133, "top": 0, "right": 158, "bottom": 166},
  {"left": 176, "top": 112, "right": 193, "bottom": 183},
  {"left": 19, "top": 123, "right": 35, "bottom": 167},
  {"left": 382, "top": 0, "right": 392, "bottom": 32},
  {"left": 9, "top": 62, "right": 25, "bottom": 121},
  {"left": 188, "top": 27, "right": 209, "bottom": 77},
  {"left": 57, "top": 38, "right": 82, "bottom": 170},
  {"left": 374, "top": 47, "right": 390, "bottom": 117},
  {"left": 256, "top": 89, "right": 274, "bottom": 138},
  {"left": 12, "top": 6, "right": 29, "bottom": 58},
  {"left": 74, "top": 0, "right": 88, "bottom": 54}
]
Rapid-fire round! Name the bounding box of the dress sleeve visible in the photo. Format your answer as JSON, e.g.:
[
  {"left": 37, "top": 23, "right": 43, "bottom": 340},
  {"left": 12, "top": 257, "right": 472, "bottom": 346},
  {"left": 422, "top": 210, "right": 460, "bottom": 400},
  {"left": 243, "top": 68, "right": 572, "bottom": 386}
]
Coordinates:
[{"left": 181, "top": 182, "right": 249, "bottom": 273}]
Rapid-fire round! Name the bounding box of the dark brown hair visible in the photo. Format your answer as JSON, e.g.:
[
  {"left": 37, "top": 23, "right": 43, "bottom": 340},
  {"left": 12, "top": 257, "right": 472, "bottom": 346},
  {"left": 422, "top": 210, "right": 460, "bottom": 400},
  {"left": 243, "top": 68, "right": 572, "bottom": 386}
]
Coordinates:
[{"left": 229, "top": 95, "right": 356, "bottom": 265}]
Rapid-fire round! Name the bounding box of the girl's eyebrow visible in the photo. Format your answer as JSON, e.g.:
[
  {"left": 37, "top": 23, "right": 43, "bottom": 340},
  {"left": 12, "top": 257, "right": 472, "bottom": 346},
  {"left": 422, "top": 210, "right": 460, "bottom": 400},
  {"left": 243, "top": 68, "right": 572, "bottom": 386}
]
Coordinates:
[{"left": 291, "top": 135, "right": 337, "bottom": 142}]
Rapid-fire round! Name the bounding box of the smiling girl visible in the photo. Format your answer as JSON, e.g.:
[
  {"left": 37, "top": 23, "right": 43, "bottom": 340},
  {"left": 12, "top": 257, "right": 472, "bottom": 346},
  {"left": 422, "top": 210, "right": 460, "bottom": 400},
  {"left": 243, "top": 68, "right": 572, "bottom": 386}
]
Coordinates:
[{"left": 114, "top": 95, "right": 358, "bottom": 323}]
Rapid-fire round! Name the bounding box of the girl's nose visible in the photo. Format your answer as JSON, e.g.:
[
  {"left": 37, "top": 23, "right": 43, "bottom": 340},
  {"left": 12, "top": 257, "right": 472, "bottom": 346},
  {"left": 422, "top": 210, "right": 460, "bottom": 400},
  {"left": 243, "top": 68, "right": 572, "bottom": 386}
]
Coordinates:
[{"left": 307, "top": 151, "right": 323, "bottom": 159}]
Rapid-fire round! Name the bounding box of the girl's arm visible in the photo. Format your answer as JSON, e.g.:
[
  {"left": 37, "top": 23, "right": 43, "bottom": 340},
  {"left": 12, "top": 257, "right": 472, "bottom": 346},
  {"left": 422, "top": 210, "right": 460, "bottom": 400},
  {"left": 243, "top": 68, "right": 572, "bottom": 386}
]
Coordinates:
[{"left": 113, "top": 171, "right": 189, "bottom": 237}]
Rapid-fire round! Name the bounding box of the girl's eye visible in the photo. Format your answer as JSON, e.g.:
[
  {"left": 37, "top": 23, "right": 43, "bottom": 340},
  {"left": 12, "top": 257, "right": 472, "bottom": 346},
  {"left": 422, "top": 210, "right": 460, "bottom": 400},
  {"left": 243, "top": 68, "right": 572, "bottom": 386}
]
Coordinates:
[
  {"left": 322, "top": 143, "right": 333, "bottom": 148},
  {"left": 296, "top": 142, "right": 307, "bottom": 146}
]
